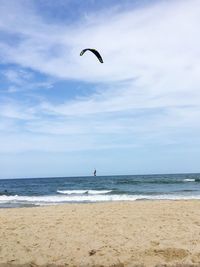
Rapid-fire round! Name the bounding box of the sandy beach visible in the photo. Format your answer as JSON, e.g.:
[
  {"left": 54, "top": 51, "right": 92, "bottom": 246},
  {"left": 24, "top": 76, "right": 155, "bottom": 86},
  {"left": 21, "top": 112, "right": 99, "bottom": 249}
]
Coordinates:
[{"left": 0, "top": 201, "right": 200, "bottom": 267}]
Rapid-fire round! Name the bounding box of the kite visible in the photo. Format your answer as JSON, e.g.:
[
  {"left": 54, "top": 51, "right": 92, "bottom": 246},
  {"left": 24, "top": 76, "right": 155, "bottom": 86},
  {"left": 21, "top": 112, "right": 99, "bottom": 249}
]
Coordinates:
[{"left": 80, "top": 48, "right": 103, "bottom": 63}]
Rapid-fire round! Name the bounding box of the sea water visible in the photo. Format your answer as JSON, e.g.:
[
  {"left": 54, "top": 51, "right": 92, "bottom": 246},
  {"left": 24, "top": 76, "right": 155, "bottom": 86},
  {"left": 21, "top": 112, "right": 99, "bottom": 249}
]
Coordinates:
[{"left": 0, "top": 173, "right": 200, "bottom": 208}]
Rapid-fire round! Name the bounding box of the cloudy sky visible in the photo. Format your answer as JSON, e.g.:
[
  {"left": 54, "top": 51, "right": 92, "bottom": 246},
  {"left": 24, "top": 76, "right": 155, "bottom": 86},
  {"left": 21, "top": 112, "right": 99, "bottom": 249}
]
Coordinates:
[{"left": 0, "top": 0, "right": 200, "bottom": 178}]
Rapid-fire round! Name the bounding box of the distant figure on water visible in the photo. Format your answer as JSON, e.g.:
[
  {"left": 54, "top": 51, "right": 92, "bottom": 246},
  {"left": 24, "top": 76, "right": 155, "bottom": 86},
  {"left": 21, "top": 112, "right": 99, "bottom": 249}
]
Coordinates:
[{"left": 94, "top": 169, "right": 96, "bottom": 176}]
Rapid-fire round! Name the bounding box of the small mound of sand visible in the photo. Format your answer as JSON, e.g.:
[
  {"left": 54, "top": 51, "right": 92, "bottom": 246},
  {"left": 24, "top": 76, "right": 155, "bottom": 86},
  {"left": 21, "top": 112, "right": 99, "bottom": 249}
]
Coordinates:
[{"left": 147, "top": 248, "right": 189, "bottom": 262}]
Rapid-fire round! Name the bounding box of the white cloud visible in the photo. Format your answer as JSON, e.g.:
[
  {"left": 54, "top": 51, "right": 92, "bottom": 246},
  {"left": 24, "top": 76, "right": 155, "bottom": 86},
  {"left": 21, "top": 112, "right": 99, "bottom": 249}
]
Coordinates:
[
  {"left": 1, "top": 68, "right": 54, "bottom": 93},
  {"left": 0, "top": 0, "right": 200, "bottom": 155},
  {"left": 0, "top": 0, "right": 200, "bottom": 82},
  {"left": 3, "top": 69, "right": 31, "bottom": 85},
  {"left": 0, "top": 101, "right": 36, "bottom": 120}
]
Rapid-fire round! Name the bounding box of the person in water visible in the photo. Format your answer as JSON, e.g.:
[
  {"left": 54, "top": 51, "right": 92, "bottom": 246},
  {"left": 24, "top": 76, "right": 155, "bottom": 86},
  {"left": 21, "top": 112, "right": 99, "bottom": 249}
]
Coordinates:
[{"left": 94, "top": 169, "right": 96, "bottom": 176}]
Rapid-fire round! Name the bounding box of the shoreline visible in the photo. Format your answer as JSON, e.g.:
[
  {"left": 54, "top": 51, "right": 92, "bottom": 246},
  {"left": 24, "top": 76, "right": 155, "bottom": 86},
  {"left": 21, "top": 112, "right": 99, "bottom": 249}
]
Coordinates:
[
  {"left": 2, "top": 198, "right": 200, "bottom": 208},
  {"left": 1, "top": 200, "right": 200, "bottom": 266},
  {"left": 2, "top": 197, "right": 200, "bottom": 209}
]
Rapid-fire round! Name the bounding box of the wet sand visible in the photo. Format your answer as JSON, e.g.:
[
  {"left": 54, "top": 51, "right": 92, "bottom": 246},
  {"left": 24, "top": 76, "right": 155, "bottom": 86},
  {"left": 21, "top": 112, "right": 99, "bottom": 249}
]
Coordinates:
[{"left": 0, "top": 201, "right": 200, "bottom": 267}]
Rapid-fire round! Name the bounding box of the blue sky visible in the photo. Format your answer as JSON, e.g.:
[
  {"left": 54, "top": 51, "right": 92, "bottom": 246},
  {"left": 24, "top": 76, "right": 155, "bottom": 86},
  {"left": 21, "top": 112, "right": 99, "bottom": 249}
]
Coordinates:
[{"left": 0, "top": 0, "right": 200, "bottom": 178}]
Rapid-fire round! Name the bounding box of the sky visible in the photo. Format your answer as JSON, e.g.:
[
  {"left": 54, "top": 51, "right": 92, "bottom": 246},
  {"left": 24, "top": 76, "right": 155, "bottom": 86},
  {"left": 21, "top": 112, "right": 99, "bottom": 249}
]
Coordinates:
[{"left": 0, "top": 0, "right": 200, "bottom": 178}]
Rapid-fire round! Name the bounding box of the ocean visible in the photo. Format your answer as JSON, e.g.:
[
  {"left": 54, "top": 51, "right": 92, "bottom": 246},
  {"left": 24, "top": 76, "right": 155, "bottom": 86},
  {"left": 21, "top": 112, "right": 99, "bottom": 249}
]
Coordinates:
[{"left": 0, "top": 173, "right": 200, "bottom": 208}]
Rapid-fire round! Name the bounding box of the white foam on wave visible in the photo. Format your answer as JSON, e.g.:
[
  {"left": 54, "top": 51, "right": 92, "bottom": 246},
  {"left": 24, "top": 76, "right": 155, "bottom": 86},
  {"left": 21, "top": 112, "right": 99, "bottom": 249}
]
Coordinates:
[
  {"left": 0, "top": 194, "right": 137, "bottom": 204},
  {"left": 1, "top": 193, "right": 200, "bottom": 206},
  {"left": 184, "top": 179, "right": 195, "bottom": 182},
  {"left": 57, "top": 190, "right": 112, "bottom": 195}
]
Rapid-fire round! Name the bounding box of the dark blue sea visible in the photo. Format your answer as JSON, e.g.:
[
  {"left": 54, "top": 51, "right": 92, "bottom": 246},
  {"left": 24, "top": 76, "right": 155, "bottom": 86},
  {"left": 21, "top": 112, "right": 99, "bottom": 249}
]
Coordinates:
[{"left": 1, "top": 173, "right": 200, "bottom": 208}]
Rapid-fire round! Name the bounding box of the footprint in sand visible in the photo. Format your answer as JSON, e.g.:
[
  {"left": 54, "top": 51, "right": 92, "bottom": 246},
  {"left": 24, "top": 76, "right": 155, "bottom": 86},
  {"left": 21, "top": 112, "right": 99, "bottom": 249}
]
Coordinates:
[{"left": 150, "top": 241, "right": 160, "bottom": 247}]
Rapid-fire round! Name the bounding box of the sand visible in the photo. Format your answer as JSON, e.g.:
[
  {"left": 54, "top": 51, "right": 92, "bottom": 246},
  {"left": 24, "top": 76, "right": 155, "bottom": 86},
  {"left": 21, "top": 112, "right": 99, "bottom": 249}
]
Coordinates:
[{"left": 0, "top": 201, "right": 200, "bottom": 267}]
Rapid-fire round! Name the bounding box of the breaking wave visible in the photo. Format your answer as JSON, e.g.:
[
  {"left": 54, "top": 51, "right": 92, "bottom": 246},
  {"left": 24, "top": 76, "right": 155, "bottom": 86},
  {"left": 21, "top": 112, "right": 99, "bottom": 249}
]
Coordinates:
[
  {"left": 184, "top": 179, "right": 195, "bottom": 182},
  {"left": 57, "top": 190, "right": 112, "bottom": 195},
  {"left": 1, "top": 193, "right": 200, "bottom": 207}
]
